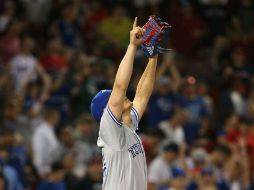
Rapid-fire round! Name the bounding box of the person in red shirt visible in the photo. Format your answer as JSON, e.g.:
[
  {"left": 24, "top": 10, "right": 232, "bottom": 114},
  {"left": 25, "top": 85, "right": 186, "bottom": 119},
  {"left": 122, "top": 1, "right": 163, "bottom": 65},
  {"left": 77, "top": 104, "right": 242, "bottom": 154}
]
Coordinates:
[
  {"left": 0, "top": 20, "right": 22, "bottom": 64},
  {"left": 40, "top": 37, "right": 67, "bottom": 73}
]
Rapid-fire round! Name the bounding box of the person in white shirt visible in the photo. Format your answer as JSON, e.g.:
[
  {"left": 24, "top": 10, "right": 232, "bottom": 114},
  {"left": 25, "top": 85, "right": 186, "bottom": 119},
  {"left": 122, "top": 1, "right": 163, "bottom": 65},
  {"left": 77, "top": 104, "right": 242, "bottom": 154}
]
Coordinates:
[
  {"left": 9, "top": 35, "right": 50, "bottom": 93},
  {"left": 32, "top": 109, "right": 61, "bottom": 176},
  {"left": 148, "top": 142, "right": 179, "bottom": 190},
  {"left": 159, "top": 109, "right": 188, "bottom": 145}
]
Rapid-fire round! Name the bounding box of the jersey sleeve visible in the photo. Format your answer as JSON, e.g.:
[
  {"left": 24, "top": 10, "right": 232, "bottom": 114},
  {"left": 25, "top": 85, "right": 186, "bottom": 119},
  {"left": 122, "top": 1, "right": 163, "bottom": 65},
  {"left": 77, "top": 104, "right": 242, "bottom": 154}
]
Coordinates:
[
  {"left": 97, "top": 106, "right": 126, "bottom": 150},
  {"left": 130, "top": 107, "right": 139, "bottom": 131}
]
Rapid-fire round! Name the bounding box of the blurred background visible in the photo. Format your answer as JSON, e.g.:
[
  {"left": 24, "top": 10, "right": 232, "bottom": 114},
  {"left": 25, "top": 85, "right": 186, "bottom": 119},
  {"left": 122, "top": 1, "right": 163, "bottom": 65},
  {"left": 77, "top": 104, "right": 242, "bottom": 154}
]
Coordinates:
[{"left": 0, "top": 0, "right": 254, "bottom": 190}]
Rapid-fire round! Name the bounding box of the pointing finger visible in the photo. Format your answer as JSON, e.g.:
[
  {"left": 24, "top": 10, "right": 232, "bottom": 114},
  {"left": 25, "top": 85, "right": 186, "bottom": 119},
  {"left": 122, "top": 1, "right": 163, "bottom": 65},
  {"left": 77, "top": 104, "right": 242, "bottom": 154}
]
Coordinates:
[{"left": 133, "top": 17, "right": 138, "bottom": 29}]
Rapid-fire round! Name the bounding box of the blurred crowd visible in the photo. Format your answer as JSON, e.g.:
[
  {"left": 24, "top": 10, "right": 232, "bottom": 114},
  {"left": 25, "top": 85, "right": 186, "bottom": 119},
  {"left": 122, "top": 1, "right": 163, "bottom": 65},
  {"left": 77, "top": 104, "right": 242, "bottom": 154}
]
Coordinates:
[{"left": 0, "top": 0, "right": 254, "bottom": 190}]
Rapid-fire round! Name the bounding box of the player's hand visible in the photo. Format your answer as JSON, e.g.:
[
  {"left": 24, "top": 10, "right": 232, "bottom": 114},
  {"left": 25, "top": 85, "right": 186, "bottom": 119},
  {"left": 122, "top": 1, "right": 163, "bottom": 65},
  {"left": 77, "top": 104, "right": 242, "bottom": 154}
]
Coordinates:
[{"left": 130, "top": 17, "right": 145, "bottom": 47}]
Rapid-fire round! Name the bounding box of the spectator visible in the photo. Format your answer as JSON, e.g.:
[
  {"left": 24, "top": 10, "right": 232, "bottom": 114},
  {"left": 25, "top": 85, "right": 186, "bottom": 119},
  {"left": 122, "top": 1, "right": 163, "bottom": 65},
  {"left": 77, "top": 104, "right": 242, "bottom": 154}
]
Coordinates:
[
  {"left": 210, "top": 138, "right": 252, "bottom": 190},
  {"left": 99, "top": 5, "right": 132, "bottom": 59},
  {"left": 218, "top": 113, "right": 241, "bottom": 144},
  {"left": 147, "top": 54, "right": 181, "bottom": 128},
  {"left": 209, "top": 144, "right": 234, "bottom": 189},
  {"left": 32, "top": 108, "right": 60, "bottom": 177},
  {"left": 186, "top": 147, "right": 210, "bottom": 188},
  {"left": 0, "top": 19, "right": 21, "bottom": 64},
  {"left": 70, "top": 54, "right": 97, "bottom": 117},
  {"left": 159, "top": 109, "right": 188, "bottom": 145},
  {"left": 1, "top": 127, "right": 28, "bottom": 188},
  {"left": 40, "top": 37, "right": 67, "bottom": 74},
  {"left": 22, "top": 81, "right": 49, "bottom": 131},
  {"left": 177, "top": 76, "right": 208, "bottom": 144},
  {"left": 58, "top": 126, "right": 92, "bottom": 178},
  {"left": 37, "top": 162, "right": 66, "bottom": 190},
  {"left": 226, "top": 138, "right": 251, "bottom": 190},
  {"left": 0, "top": 146, "right": 23, "bottom": 190},
  {"left": 62, "top": 153, "right": 79, "bottom": 190},
  {"left": 0, "top": 2, "right": 15, "bottom": 32},
  {"left": 218, "top": 79, "right": 246, "bottom": 120},
  {"left": 76, "top": 154, "right": 102, "bottom": 190},
  {"left": 9, "top": 35, "right": 51, "bottom": 94},
  {"left": 148, "top": 142, "right": 179, "bottom": 190},
  {"left": 209, "top": 144, "right": 232, "bottom": 169},
  {"left": 72, "top": 114, "right": 98, "bottom": 146},
  {"left": 2, "top": 99, "right": 21, "bottom": 132},
  {"left": 167, "top": 167, "right": 187, "bottom": 190},
  {"left": 196, "top": 82, "right": 214, "bottom": 116},
  {"left": 225, "top": 47, "right": 252, "bottom": 82},
  {"left": 190, "top": 167, "right": 217, "bottom": 190},
  {"left": 55, "top": 3, "right": 80, "bottom": 48},
  {"left": 43, "top": 48, "right": 73, "bottom": 125}
]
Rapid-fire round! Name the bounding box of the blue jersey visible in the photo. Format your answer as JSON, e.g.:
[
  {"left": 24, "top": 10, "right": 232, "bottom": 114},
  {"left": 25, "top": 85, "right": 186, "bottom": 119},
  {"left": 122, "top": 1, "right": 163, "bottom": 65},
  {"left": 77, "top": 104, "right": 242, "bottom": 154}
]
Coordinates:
[
  {"left": 177, "top": 96, "right": 208, "bottom": 144},
  {"left": 148, "top": 93, "right": 175, "bottom": 128}
]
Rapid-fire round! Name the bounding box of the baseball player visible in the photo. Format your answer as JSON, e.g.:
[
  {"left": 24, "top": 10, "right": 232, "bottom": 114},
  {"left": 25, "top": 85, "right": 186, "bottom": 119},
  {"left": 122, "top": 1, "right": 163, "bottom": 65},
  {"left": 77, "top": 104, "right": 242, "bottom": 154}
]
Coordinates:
[{"left": 90, "top": 17, "right": 167, "bottom": 190}]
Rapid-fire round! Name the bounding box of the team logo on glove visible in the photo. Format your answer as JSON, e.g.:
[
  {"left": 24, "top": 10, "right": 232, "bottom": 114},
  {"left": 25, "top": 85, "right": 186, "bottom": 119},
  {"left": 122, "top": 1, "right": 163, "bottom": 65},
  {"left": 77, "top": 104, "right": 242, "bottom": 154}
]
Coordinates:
[{"left": 141, "top": 15, "right": 172, "bottom": 57}]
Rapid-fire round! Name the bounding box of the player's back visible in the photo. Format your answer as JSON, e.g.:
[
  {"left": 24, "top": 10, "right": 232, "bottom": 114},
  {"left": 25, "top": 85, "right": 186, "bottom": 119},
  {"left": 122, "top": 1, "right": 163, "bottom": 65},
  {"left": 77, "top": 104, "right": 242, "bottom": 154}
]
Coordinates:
[{"left": 97, "top": 106, "right": 147, "bottom": 190}]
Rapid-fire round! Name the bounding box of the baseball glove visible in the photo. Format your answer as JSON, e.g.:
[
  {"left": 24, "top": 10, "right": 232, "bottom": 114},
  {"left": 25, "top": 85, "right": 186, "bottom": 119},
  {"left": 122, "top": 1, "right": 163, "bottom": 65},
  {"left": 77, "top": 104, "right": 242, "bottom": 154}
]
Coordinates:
[{"left": 141, "top": 15, "right": 172, "bottom": 57}]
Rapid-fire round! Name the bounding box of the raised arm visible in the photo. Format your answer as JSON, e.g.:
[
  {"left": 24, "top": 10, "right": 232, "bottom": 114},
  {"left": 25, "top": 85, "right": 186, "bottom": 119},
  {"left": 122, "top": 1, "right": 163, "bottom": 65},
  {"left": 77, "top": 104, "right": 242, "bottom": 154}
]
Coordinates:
[
  {"left": 108, "top": 17, "right": 144, "bottom": 120},
  {"left": 156, "top": 54, "right": 181, "bottom": 92},
  {"left": 133, "top": 56, "right": 158, "bottom": 120}
]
